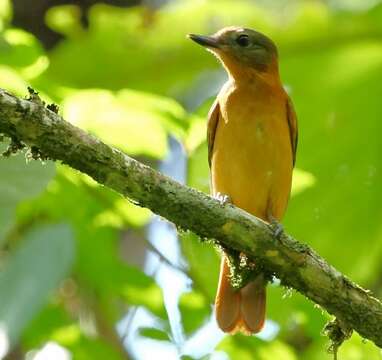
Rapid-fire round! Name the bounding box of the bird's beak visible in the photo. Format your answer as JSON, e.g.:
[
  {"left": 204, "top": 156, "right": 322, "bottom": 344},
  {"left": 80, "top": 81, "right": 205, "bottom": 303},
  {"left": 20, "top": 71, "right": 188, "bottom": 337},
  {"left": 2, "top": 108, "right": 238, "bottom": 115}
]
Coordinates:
[{"left": 188, "top": 34, "right": 220, "bottom": 49}]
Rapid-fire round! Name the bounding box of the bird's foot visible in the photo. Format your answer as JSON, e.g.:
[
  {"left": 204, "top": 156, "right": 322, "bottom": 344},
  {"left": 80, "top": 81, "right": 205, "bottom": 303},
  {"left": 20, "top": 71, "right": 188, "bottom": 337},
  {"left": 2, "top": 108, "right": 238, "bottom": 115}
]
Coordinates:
[
  {"left": 214, "top": 192, "right": 232, "bottom": 206},
  {"left": 269, "top": 215, "right": 284, "bottom": 240}
]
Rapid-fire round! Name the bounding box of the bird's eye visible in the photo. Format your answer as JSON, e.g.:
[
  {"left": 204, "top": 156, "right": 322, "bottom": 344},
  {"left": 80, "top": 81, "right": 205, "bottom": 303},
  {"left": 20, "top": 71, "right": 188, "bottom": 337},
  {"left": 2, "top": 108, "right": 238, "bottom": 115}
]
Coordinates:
[{"left": 236, "top": 34, "right": 250, "bottom": 47}]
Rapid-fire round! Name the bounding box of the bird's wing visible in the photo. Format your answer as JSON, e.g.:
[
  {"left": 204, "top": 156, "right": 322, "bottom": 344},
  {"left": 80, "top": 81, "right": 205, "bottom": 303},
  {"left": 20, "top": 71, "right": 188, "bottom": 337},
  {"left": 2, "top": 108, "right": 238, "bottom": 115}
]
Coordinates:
[
  {"left": 286, "top": 96, "right": 298, "bottom": 167},
  {"left": 207, "top": 98, "right": 221, "bottom": 167}
]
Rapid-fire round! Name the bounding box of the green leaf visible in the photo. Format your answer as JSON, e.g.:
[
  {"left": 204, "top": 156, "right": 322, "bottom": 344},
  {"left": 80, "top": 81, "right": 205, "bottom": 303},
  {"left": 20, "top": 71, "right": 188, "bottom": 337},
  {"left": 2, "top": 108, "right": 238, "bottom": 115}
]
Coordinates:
[
  {"left": 138, "top": 327, "right": 171, "bottom": 342},
  {"left": 303, "top": 332, "right": 382, "bottom": 360},
  {"left": 0, "top": 142, "right": 55, "bottom": 243},
  {"left": 70, "top": 337, "right": 124, "bottom": 360},
  {"left": 184, "top": 115, "right": 208, "bottom": 155},
  {"left": 22, "top": 305, "right": 73, "bottom": 348},
  {"left": 267, "top": 284, "right": 327, "bottom": 339},
  {"left": 179, "top": 232, "right": 219, "bottom": 302},
  {"left": 0, "top": 29, "right": 48, "bottom": 78},
  {"left": 117, "top": 89, "right": 188, "bottom": 138},
  {"left": 16, "top": 166, "right": 163, "bottom": 319},
  {"left": 17, "top": 165, "right": 151, "bottom": 229},
  {"left": 0, "top": 224, "right": 75, "bottom": 349},
  {"left": 0, "top": 0, "right": 11, "bottom": 31},
  {"left": 73, "top": 225, "right": 166, "bottom": 319},
  {"left": 94, "top": 198, "right": 152, "bottom": 229},
  {"left": 120, "top": 265, "right": 167, "bottom": 319},
  {"left": 217, "top": 334, "right": 297, "bottom": 360},
  {"left": 45, "top": 5, "right": 84, "bottom": 38},
  {"left": 60, "top": 88, "right": 188, "bottom": 159},
  {"left": 62, "top": 89, "right": 172, "bottom": 159},
  {"left": 187, "top": 141, "right": 209, "bottom": 193},
  {"left": 181, "top": 356, "right": 210, "bottom": 360},
  {"left": 0, "top": 66, "right": 28, "bottom": 96},
  {"left": 179, "top": 290, "right": 210, "bottom": 336}
]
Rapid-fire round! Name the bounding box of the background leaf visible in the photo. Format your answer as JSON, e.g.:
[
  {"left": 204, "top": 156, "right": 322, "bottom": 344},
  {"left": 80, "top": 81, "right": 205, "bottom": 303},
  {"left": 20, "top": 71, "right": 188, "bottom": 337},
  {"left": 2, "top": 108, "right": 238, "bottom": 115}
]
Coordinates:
[
  {"left": 0, "top": 224, "right": 75, "bottom": 347},
  {"left": 138, "top": 327, "right": 171, "bottom": 342},
  {"left": 0, "top": 142, "right": 55, "bottom": 243}
]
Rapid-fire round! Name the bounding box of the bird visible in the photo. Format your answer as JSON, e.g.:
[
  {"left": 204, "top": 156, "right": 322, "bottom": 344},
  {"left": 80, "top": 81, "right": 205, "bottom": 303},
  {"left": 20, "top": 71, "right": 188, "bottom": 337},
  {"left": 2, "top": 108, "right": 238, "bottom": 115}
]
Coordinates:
[{"left": 188, "top": 26, "right": 298, "bottom": 335}]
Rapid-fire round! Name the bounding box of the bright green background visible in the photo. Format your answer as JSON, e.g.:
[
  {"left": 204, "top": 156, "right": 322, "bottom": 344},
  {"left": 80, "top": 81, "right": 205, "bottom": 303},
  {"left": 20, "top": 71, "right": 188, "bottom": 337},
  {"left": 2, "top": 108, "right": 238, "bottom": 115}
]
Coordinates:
[{"left": 1, "top": 0, "right": 382, "bottom": 359}]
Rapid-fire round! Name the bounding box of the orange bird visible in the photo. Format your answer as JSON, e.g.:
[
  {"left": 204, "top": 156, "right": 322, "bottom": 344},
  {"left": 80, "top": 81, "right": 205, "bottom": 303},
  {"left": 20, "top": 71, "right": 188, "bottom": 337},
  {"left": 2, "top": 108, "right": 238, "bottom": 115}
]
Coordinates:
[{"left": 189, "top": 27, "right": 298, "bottom": 335}]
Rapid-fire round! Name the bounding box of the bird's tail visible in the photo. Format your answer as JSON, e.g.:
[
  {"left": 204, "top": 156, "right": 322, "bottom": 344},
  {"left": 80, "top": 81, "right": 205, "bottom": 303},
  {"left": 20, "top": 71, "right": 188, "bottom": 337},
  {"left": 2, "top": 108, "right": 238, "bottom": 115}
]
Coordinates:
[{"left": 215, "top": 255, "right": 266, "bottom": 335}]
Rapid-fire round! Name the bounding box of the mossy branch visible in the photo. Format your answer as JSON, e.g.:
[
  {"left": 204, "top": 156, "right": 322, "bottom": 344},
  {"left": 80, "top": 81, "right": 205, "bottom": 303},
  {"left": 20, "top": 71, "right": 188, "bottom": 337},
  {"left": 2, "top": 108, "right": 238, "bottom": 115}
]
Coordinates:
[{"left": 1, "top": 88, "right": 382, "bottom": 348}]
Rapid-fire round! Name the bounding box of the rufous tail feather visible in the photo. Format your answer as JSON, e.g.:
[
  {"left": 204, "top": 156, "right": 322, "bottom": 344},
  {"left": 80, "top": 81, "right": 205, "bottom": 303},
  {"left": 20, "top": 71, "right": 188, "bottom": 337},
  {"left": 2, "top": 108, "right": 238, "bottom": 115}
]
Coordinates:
[{"left": 215, "top": 255, "right": 266, "bottom": 335}]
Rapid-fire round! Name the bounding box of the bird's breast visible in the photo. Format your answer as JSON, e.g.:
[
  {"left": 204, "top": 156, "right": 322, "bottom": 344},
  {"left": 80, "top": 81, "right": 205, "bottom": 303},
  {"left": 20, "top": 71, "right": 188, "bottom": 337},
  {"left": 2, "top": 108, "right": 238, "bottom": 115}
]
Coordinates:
[{"left": 211, "top": 83, "right": 293, "bottom": 220}]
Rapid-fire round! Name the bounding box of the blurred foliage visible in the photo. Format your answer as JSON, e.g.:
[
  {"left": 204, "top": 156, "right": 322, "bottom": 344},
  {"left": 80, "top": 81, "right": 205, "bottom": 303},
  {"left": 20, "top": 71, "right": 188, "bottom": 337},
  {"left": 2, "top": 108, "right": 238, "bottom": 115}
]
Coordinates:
[
  {"left": 0, "top": 224, "right": 74, "bottom": 347},
  {"left": 217, "top": 334, "right": 297, "bottom": 360},
  {"left": 0, "top": 141, "right": 55, "bottom": 243},
  {"left": 1, "top": 0, "right": 382, "bottom": 359}
]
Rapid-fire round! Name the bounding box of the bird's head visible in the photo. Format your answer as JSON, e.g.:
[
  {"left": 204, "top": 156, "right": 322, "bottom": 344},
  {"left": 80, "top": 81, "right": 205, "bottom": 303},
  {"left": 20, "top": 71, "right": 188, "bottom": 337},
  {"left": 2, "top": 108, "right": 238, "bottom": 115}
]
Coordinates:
[{"left": 188, "top": 27, "right": 279, "bottom": 81}]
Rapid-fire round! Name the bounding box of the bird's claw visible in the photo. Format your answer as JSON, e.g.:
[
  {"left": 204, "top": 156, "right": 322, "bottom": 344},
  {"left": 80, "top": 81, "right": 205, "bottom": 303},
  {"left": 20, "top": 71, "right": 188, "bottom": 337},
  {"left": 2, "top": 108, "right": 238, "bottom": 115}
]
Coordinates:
[
  {"left": 214, "top": 192, "right": 232, "bottom": 206},
  {"left": 269, "top": 216, "right": 284, "bottom": 240}
]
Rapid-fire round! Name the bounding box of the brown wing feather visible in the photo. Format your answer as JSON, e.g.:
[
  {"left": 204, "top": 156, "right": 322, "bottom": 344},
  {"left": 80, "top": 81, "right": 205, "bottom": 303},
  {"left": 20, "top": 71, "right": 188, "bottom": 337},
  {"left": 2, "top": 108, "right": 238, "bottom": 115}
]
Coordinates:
[
  {"left": 286, "top": 96, "right": 298, "bottom": 167},
  {"left": 207, "top": 98, "right": 221, "bottom": 167}
]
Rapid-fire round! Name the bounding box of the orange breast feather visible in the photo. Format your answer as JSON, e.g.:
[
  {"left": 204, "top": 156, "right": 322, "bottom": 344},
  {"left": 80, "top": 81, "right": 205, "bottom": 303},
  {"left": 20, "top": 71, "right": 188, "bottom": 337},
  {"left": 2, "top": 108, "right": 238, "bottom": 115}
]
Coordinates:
[{"left": 210, "top": 81, "right": 293, "bottom": 221}]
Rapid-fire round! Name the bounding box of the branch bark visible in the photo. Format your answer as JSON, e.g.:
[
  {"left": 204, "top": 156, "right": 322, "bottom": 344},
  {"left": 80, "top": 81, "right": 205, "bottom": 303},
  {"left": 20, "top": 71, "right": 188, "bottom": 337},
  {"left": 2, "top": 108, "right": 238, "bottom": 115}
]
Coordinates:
[{"left": 1, "top": 88, "right": 382, "bottom": 347}]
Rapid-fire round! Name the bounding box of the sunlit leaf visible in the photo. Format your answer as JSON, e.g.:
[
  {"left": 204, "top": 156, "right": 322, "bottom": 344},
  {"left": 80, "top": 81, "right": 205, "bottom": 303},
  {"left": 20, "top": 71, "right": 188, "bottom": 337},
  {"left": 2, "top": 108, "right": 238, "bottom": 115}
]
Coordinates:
[
  {"left": 187, "top": 141, "right": 209, "bottom": 193},
  {"left": 62, "top": 89, "right": 170, "bottom": 158},
  {"left": 93, "top": 198, "right": 152, "bottom": 229},
  {"left": 51, "top": 324, "right": 82, "bottom": 346},
  {"left": 0, "top": 65, "right": 28, "bottom": 95},
  {"left": 45, "top": 5, "right": 84, "bottom": 38},
  {"left": 0, "top": 29, "right": 48, "bottom": 78},
  {"left": 291, "top": 168, "right": 316, "bottom": 196},
  {"left": 0, "top": 0, "right": 11, "bottom": 31},
  {"left": 184, "top": 115, "right": 206, "bottom": 154}
]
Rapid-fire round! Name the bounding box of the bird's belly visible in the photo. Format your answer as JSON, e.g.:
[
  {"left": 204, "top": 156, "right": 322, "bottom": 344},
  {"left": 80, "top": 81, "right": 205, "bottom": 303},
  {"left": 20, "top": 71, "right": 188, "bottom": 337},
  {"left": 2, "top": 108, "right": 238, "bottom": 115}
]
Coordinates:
[{"left": 211, "top": 112, "right": 293, "bottom": 221}]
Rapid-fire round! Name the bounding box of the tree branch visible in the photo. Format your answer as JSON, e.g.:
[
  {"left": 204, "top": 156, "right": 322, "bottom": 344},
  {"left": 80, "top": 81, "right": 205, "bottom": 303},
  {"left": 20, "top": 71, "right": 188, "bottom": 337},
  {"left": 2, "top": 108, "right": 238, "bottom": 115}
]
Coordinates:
[{"left": 1, "top": 88, "right": 381, "bottom": 347}]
